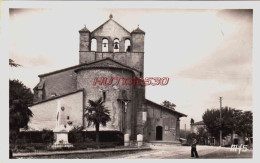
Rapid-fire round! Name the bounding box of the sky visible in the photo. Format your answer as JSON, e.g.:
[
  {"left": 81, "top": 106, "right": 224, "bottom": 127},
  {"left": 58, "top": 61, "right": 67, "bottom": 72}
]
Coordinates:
[{"left": 9, "top": 8, "right": 253, "bottom": 130}]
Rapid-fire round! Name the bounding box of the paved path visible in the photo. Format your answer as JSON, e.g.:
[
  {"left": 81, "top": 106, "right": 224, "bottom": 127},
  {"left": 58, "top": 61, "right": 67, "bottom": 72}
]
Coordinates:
[{"left": 106, "top": 145, "right": 229, "bottom": 159}]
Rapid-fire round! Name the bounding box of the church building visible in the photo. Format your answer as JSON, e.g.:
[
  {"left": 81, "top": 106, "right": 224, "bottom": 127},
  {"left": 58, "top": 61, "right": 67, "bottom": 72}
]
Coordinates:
[{"left": 29, "top": 15, "right": 187, "bottom": 142}]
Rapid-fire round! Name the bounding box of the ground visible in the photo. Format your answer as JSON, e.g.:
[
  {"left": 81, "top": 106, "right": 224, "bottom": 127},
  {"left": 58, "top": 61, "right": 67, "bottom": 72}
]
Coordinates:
[
  {"left": 20, "top": 145, "right": 252, "bottom": 159},
  {"left": 106, "top": 145, "right": 252, "bottom": 159}
]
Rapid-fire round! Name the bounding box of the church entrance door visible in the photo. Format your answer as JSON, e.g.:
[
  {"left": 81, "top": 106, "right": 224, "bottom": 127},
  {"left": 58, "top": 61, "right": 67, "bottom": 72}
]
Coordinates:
[{"left": 156, "top": 126, "right": 163, "bottom": 140}]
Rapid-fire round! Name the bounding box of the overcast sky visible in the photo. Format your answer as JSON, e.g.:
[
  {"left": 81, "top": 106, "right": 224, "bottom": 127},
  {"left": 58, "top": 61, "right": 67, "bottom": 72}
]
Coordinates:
[{"left": 9, "top": 8, "right": 252, "bottom": 130}]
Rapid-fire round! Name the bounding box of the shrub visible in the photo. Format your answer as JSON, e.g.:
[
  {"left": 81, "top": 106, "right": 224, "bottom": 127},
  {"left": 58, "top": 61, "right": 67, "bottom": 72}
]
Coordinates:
[{"left": 41, "top": 129, "right": 54, "bottom": 144}]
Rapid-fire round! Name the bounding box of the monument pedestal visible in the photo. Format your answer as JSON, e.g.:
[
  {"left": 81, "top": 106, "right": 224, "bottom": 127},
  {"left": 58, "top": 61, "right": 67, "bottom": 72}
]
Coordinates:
[
  {"left": 124, "top": 134, "right": 130, "bottom": 147},
  {"left": 51, "top": 128, "right": 73, "bottom": 149}
]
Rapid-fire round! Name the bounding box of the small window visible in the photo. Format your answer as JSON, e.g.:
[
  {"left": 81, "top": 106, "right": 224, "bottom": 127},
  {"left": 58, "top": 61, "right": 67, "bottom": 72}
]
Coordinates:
[
  {"left": 102, "top": 38, "right": 108, "bottom": 52},
  {"left": 91, "top": 38, "right": 97, "bottom": 51},
  {"left": 113, "top": 38, "right": 119, "bottom": 52},
  {"left": 125, "top": 39, "right": 131, "bottom": 52}
]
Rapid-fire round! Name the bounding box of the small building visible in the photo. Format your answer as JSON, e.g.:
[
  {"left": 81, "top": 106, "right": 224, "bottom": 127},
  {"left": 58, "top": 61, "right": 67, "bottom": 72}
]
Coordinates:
[
  {"left": 190, "top": 120, "right": 216, "bottom": 145},
  {"left": 190, "top": 121, "right": 205, "bottom": 134},
  {"left": 28, "top": 15, "right": 187, "bottom": 142}
]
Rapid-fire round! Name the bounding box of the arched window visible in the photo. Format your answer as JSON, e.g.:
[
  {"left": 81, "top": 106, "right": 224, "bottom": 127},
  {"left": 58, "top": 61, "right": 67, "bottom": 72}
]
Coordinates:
[
  {"left": 125, "top": 39, "right": 131, "bottom": 52},
  {"left": 113, "top": 38, "right": 120, "bottom": 52},
  {"left": 91, "top": 38, "right": 97, "bottom": 51},
  {"left": 102, "top": 38, "right": 108, "bottom": 52}
]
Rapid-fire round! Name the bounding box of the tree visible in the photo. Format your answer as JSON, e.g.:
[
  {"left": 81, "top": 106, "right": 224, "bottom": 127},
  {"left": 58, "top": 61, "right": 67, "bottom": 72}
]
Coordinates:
[
  {"left": 9, "top": 80, "right": 33, "bottom": 134},
  {"left": 202, "top": 107, "right": 234, "bottom": 139},
  {"left": 9, "top": 59, "right": 21, "bottom": 68},
  {"left": 202, "top": 107, "right": 253, "bottom": 145},
  {"left": 202, "top": 109, "right": 220, "bottom": 138},
  {"left": 9, "top": 79, "right": 34, "bottom": 146},
  {"left": 235, "top": 111, "right": 252, "bottom": 143},
  {"left": 161, "top": 100, "right": 176, "bottom": 110},
  {"left": 85, "top": 98, "right": 111, "bottom": 148},
  {"left": 196, "top": 126, "right": 209, "bottom": 145},
  {"left": 9, "top": 79, "right": 33, "bottom": 106}
]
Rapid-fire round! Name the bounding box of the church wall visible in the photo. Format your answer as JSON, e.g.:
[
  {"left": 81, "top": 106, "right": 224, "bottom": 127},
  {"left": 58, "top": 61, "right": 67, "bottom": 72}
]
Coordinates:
[
  {"left": 79, "top": 51, "right": 95, "bottom": 64},
  {"left": 28, "top": 91, "right": 83, "bottom": 131},
  {"left": 76, "top": 68, "right": 138, "bottom": 137},
  {"left": 125, "top": 52, "right": 144, "bottom": 74},
  {"left": 79, "top": 52, "right": 144, "bottom": 73},
  {"left": 91, "top": 20, "right": 131, "bottom": 52},
  {"left": 145, "top": 102, "right": 179, "bottom": 141},
  {"left": 40, "top": 69, "right": 77, "bottom": 100},
  {"left": 131, "top": 34, "right": 145, "bottom": 52}
]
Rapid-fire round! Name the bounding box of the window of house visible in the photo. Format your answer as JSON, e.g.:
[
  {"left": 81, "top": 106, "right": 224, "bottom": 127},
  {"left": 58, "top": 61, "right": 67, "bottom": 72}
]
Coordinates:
[{"left": 102, "top": 38, "right": 108, "bottom": 52}]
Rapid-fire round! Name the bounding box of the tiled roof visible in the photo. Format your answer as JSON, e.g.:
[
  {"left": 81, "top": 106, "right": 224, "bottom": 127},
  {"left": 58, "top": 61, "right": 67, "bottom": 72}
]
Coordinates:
[
  {"left": 30, "top": 89, "right": 84, "bottom": 106},
  {"left": 79, "top": 26, "right": 90, "bottom": 33},
  {"left": 145, "top": 99, "right": 187, "bottom": 117},
  {"left": 192, "top": 121, "right": 205, "bottom": 126},
  {"left": 132, "top": 27, "right": 145, "bottom": 34},
  {"left": 38, "top": 58, "right": 141, "bottom": 77},
  {"left": 74, "top": 58, "right": 139, "bottom": 73}
]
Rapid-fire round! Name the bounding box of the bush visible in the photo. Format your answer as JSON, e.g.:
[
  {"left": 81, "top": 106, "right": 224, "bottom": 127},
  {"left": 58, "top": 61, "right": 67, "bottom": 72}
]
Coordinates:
[
  {"left": 41, "top": 129, "right": 54, "bottom": 144},
  {"left": 68, "top": 129, "right": 124, "bottom": 145},
  {"left": 68, "top": 126, "right": 85, "bottom": 143}
]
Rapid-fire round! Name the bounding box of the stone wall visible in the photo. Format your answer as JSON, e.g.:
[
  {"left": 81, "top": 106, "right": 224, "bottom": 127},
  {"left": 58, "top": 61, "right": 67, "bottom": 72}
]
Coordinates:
[
  {"left": 90, "top": 19, "right": 131, "bottom": 53},
  {"left": 76, "top": 68, "right": 138, "bottom": 137},
  {"left": 144, "top": 102, "right": 180, "bottom": 141},
  {"left": 79, "top": 52, "right": 144, "bottom": 73},
  {"left": 131, "top": 33, "right": 145, "bottom": 52},
  {"left": 28, "top": 91, "right": 83, "bottom": 131},
  {"left": 39, "top": 69, "right": 77, "bottom": 100}
]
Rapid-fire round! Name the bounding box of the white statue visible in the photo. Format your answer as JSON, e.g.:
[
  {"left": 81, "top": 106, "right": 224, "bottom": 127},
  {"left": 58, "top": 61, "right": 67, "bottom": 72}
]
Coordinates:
[
  {"left": 55, "top": 100, "right": 67, "bottom": 131},
  {"left": 52, "top": 100, "right": 73, "bottom": 149}
]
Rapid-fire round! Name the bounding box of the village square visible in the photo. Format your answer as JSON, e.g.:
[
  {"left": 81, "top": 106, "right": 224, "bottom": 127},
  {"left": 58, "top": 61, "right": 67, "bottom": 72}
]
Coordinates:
[{"left": 8, "top": 8, "right": 253, "bottom": 159}]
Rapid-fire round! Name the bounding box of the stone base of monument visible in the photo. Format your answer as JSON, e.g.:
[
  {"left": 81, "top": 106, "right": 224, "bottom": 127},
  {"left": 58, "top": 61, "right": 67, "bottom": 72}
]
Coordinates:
[
  {"left": 137, "top": 134, "right": 143, "bottom": 148},
  {"left": 124, "top": 134, "right": 130, "bottom": 147},
  {"left": 51, "top": 129, "right": 73, "bottom": 149}
]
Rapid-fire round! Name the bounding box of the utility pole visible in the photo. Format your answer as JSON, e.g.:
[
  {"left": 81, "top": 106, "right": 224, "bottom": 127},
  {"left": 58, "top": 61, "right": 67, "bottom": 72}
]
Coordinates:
[{"left": 219, "top": 97, "right": 223, "bottom": 147}]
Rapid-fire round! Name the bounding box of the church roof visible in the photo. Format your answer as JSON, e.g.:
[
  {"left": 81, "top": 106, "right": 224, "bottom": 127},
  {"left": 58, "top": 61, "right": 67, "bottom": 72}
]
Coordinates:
[
  {"left": 38, "top": 58, "right": 141, "bottom": 77},
  {"left": 30, "top": 89, "right": 84, "bottom": 106},
  {"left": 79, "top": 26, "right": 90, "bottom": 33},
  {"left": 145, "top": 99, "right": 187, "bottom": 117},
  {"left": 131, "top": 26, "right": 145, "bottom": 34},
  {"left": 74, "top": 58, "right": 140, "bottom": 73},
  {"left": 192, "top": 121, "right": 205, "bottom": 126}
]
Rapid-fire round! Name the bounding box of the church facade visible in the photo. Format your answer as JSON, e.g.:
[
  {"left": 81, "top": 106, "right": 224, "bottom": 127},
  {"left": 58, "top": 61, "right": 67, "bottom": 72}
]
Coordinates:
[{"left": 29, "top": 15, "right": 187, "bottom": 142}]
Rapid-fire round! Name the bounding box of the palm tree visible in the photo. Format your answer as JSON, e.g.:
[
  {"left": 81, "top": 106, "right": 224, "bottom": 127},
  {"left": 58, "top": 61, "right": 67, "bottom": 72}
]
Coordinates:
[{"left": 85, "top": 98, "right": 111, "bottom": 148}]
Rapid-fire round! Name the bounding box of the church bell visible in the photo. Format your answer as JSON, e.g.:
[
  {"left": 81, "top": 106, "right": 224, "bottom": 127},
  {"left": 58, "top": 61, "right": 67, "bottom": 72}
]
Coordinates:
[{"left": 114, "top": 42, "right": 119, "bottom": 49}]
